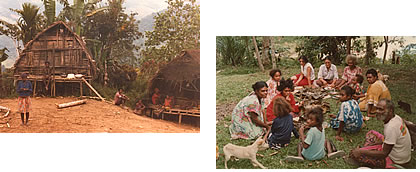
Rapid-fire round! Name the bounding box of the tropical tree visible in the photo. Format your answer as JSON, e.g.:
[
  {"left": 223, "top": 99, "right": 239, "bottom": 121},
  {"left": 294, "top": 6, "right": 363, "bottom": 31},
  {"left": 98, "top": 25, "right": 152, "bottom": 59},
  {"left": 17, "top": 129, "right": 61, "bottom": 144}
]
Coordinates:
[
  {"left": 0, "top": 3, "right": 44, "bottom": 52},
  {"left": 83, "top": 0, "right": 142, "bottom": 86},
  {"left": 142, "top": 0, "right": 200, "bottom": 63},
  {"left": 252, "top": 36, "right": 264, "bottom": 72},
  {"left": 365, "top": 36, "right": 374, "bottom": 65}
]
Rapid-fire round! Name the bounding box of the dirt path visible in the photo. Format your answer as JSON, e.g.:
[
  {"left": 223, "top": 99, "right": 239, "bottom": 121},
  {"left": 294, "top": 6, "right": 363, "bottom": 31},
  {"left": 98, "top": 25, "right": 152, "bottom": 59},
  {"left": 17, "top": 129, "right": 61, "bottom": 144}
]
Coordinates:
[{"left": 0, "top": 97, "right": 199, "bottom": 133}]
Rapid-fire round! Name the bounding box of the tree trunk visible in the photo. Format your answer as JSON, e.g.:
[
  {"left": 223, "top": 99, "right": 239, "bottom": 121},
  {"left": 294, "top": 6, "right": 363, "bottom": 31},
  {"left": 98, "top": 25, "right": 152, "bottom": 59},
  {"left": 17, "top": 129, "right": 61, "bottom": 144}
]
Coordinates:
[
  {"left": 252, "top": 36, "right": 265, "bottom": 72},
  {"left": 365, "top": 36, "right": 374, "bottom": 65},
  {"left": 270, "top": 36, "right": 277, "bottom": 69},
  {"left": 262, "top": 37, "right": 270, "bottom": 66},
  {"left": 391, "top": 51, "right": 396, "bottom": 64},
  {"left": 383, "top": 36, "right": 389, "bottom": 64},
  {"left": 346, "top": 36, "right": 351, "bottom": 55}
]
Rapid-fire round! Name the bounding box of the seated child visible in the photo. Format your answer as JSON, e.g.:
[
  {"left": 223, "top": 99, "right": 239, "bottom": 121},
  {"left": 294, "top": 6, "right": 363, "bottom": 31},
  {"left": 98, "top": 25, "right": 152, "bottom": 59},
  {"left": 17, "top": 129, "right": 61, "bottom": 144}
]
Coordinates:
[
  {"left": 267, "top": 97, "right": 299, "bottom": 149},
  {"left": 330, "top": 85, "right": 363, "bottom": 141},
  {"left": 350, "top": 74, "right": 365, "bottom": 100},
  {"left": 134, "top": 99, "right": 146, "bottom": 115},
  {"left": 164, "top": 95, "right": 173, "bottom": 108},
  {"left": 285, "top": 107, "right": 345, "bottom": 161}
]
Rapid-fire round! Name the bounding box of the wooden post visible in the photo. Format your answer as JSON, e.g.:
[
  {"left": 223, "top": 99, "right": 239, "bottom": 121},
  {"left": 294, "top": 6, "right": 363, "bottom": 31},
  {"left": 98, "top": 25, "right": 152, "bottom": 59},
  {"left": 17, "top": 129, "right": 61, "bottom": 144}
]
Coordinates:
[
  {"left": 33, "top": 80, "right": 36, "bottom": 97},
  {"left": 178, "top": 112, "right": 182, "bottom": 124},
  {"left": 81, "top": 78, "right": 105, "bottom": 101},
  {"left": 80, "top": 81, "right": 83, "bottom": 97}
]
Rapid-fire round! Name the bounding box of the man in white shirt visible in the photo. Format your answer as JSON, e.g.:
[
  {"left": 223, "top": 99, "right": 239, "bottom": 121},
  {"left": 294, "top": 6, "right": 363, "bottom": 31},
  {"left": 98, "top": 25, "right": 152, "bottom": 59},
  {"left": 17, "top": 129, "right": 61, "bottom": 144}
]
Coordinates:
[
  {"left": 315, "top": 57, "right": 339, "bottom": 88},
  {"left": 349, "top": 99, "right": 411, "bottom": 168}
]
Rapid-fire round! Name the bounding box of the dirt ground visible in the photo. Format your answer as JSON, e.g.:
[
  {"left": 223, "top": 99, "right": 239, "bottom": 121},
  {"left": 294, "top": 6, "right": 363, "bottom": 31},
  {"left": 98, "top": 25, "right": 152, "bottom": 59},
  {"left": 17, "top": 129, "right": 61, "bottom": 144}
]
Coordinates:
[{"left": 0, "top": 97, "right": 199, "bottom": 133}]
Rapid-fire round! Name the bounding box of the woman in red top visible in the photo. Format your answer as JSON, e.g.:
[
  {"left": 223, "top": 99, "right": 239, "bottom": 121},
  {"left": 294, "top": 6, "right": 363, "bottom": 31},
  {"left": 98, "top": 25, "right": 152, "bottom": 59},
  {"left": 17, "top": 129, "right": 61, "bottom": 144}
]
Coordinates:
[{"left": 266, "top": 79, "right": 302, "bottom": 122}]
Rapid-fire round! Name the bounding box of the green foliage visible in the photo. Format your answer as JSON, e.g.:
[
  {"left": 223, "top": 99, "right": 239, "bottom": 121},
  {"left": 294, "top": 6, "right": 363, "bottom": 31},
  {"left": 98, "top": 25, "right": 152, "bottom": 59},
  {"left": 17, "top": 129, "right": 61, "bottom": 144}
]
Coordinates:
[
  {"left": 295, "top": 36, "right": 359, "bottom": 65},
  {"left": 42, "top": 0, "right": 56, "bottom": 25},
  {"left": 142, "top": 0, "right": 200, "bottom": 62},
  {"left": 216, "top": 36, "right": 250, "bottom": 67},
  {"left": 398, "top": 43, "right": 416, "bottom": 66},
  {"left": 216, "top": 64, "right": 416, "bottom": 169}
]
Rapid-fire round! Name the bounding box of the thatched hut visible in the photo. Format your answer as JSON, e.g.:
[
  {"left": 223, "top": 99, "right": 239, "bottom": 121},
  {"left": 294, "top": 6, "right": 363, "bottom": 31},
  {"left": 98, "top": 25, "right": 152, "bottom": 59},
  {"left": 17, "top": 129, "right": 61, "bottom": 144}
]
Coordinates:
[
  {"left": 13, "top": 21, "right": 96, "bottom": 96},
  {"left": 148, "top": 49, "right": 200, "bottom": 108}
]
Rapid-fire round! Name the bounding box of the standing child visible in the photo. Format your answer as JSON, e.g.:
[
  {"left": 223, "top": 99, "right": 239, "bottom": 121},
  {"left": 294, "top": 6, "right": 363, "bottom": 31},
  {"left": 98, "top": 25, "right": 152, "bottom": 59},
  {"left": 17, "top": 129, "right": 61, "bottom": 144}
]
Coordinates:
[
  {"left": 330, "top": 85, "right": 364, "bottom": 141},
  {"left": 267, "top": 97, "right": 296, "bottom": 149},
  {"left": 17, "top": 73, "right": 33, "bottom": 125},
  {"left": 285, "top": 107, "right": 345, "bottom": 161}
]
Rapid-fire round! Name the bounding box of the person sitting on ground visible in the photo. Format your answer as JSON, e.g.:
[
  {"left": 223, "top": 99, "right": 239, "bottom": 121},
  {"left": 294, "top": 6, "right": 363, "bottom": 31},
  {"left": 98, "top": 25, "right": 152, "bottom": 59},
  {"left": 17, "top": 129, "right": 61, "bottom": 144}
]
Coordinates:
[
  {"left": 315, "top": 57, "right": 339, "bottom": 88},
  {"left": 17, "top": 73, "right": 33, "bottom": 125},
  {"left": 348, "top": 99, "right": 411, "bottom": 168},
  {"left": 151, "top": 88, "right": 160, "bottom": 105},
  {"left": 285, "top": 107, "right": 345, "bottom": 162},
  {"left": 134, "top": 99, "right": 146, "bottom": 115},
  {"left": 267, "top": 97, "right": 298, "bottom": 149},
  {"left": 266, "top": 78, "right": 301, "bottom": 122},
  {"left": 329, "top": 85, "right": 364, "bottom": 141},
  {"left": 264, "top": 69, "right": 282, "bottom": 108},
  {"left": 335, "top": 55, "right": 363, "bottom": 89},
  {"left": 43, "top": 61, "right": 52, "bottom": 91},
  {"left": 291, "top": 56, "right": 315, "bottom": 87},
  {"left": 229, "top": 81, "right": 271, "bottom": 140},
  {"left": 350, "top": 74, "right": 365, "bottom": 100},
  {"left": 359, "top": 69, "right": 391, "bottom": 117},
  {"left": 114, "top": 88, "right": 129, "bottom": 106}
]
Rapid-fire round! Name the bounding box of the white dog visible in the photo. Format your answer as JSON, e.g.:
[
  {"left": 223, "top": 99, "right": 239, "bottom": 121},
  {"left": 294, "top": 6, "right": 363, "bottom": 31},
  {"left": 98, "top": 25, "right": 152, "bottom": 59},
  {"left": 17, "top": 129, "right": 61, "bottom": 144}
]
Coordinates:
[{"left": 223, "top": 137, "right": 267, "bottom": 169}]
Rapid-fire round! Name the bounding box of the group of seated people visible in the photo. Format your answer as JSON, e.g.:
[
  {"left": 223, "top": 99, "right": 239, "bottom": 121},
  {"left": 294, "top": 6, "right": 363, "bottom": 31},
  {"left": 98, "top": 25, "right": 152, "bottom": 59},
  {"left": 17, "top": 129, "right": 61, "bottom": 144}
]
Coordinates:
[
  {"left": 228, "top": 55, "right": 411, "bottom": 168},
  {"left": 113, "top": 87, "right": 175, "bottom": 115}
]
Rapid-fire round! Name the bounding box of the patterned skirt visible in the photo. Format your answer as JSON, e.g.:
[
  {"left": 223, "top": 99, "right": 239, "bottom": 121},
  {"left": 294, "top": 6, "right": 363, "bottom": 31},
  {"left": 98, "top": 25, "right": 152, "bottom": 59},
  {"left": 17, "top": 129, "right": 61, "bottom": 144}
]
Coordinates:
[{"left": 18, "top": 97, "right": 31, "bottom": 113}]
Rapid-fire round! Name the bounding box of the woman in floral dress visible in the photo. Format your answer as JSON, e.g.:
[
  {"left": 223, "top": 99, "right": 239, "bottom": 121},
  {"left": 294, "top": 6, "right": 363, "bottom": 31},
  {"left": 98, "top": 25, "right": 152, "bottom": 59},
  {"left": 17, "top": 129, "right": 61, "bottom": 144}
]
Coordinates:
[{"left": 229, "top": 81, "right": 271, "bottom": 140}]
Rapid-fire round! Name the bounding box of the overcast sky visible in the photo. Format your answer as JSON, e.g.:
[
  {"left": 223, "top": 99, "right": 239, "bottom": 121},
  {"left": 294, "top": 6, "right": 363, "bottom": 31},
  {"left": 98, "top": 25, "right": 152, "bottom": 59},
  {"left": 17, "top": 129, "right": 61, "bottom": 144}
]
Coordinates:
[{"left": 0, "top": 0, "right": 169, "bottom": 24}]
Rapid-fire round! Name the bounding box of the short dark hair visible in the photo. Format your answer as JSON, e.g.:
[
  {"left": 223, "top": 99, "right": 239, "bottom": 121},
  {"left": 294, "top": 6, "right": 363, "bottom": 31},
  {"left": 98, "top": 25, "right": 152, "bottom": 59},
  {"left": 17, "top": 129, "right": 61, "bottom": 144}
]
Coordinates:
[
  {"left": 341, "top": 85, "right": 354, "bottom": 98},
  {"left": 45, "top": 61, "right": 50, "bottom": 64},
  {"left": 272, "top": 97, "right": 292, "bottom": 118},
  {"left": 307, "top": 107, "right": 323, "bottom": 125},
  {"left": 299, "top": 56, "right": 309, "bottom": 63},
  {"left": 277, "top": 78, "right": 294, "bottom": 92},
  {"left": 252, "top": 81, "right": 268, "bottom": 92},
  {"left": 269, "top": 69, "right": 282, "bottom": 78},
  {"left": 324, "top": 56, "right": 332, "bottom": 62},
  {"left": 355, "top": 74, "right": 364, "bottom": 84},
  {"left": 366, "top": 69, "right": 378, "bottom": 77}
]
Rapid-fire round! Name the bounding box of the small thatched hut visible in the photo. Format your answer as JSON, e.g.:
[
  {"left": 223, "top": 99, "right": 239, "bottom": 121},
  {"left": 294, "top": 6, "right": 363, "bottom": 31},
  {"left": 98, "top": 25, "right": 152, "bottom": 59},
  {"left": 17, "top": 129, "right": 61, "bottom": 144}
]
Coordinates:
[
  {"left": 13, "top": 21, "right": 96, "bottom": 96},
  {"left": 148, "top": 49, "right": 200, "bottom": 108}
]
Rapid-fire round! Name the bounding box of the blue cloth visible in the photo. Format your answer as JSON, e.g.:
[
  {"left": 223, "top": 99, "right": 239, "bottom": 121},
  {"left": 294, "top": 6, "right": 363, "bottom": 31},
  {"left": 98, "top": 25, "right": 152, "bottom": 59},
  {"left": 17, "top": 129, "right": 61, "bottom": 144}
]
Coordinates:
[
  {"left": 268, "top": 114, "right": 294, "bottom": 148},
  {"left": 17, "top": 80, "right": 33, "bottom": 97},
  {"left": 302, "top": 127, "right": 325, "bottom": 160},
  {"left": 330, "top": 99, "right": 363, "bottom": 133}
]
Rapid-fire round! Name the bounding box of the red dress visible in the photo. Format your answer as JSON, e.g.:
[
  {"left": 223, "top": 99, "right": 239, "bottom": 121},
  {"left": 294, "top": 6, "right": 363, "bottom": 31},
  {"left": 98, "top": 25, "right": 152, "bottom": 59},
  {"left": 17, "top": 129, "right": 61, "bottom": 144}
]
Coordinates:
[{"left": 266, "top": 93, "right": 300, "bottom": 122}]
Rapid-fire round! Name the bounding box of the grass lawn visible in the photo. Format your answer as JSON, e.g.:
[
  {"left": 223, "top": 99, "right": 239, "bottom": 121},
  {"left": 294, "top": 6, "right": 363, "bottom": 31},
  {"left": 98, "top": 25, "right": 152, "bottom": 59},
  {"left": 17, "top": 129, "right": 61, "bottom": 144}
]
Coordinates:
[{"left": 216, "top": 63, "right": 416, "bottom": 169}]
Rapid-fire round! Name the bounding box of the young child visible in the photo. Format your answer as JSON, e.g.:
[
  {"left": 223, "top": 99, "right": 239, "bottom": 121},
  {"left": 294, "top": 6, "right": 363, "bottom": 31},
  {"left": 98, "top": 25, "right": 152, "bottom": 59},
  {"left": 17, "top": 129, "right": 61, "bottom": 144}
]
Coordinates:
[
  {"left": 350, "top": 74, "right": 364, "bottom": 100},
  {"left": 164, "top": 95, "right": 173, "bottom": 108},
  {"left": 134, "top": 99, "right": 146, "bottom": 115},
  {"left": 267, "top": 97, "right": 296, "bottom": 149},
  {"left": 329, "top": 85, "right": 364, "bottom": 141},
  {"left": 264, "top": 69, "right": 282, "bottom": 108},
  {"left": 285, "top": 107, "right": 345, "bottom": 161}
]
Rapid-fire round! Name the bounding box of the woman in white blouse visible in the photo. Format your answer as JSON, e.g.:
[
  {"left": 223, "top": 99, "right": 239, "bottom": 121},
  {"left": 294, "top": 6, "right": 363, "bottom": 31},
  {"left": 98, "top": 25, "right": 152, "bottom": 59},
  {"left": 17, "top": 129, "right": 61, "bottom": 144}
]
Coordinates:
[{"left": 292, "top": 56, "right": 315, "bottom": 87}]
